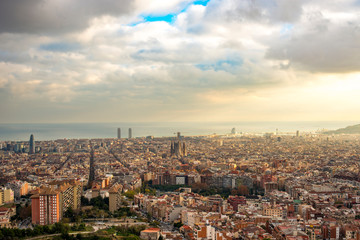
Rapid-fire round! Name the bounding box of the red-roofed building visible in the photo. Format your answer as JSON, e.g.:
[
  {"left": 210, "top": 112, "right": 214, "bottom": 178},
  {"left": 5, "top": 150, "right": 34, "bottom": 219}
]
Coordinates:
[
  {"left": 228, "top": 195, "right": 246, "bottom": 211},
  {"left": 0, "top": 207, "right": 11, "bottom": 227},
  {"left": 140, "top": 228, "right": 161, "bottom": 240}
]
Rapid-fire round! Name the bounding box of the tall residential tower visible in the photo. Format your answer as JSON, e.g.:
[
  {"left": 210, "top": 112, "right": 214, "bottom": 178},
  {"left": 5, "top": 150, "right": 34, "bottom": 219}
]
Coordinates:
[{"left": 117, "top": 128, "right": 121, "bottom": 139}]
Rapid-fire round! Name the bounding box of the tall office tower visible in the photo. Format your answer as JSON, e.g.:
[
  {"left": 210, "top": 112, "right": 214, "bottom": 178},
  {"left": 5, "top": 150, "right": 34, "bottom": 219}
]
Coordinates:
[
  {"left": 31, "top": 188, "right": 60, "bottom": 225},
  {"left": 29, "top": 134, "right": 35, "bottom": 154},
  {"left": 117, "top": 128, "right": 121, "bottom": 139},
  {"left": 231, "top": 128, "right": 236, "bottom": 134},
  {"left": 296, "top": 130, "right": 299, "bottom": 137},
  {"left": 128, "top": 128, "right": 132, "bottom": 138},
  {"left": 177, "top": 132, "right": 181, "bottom": 139}
]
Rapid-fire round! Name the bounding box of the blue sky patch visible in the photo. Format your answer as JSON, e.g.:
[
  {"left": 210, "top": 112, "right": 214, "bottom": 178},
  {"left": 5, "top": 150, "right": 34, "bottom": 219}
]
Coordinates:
[
  {"left": 143, "top": 13, "right": 177, "bottom": 23},
  {"left": 39, "top": 42, "right": 81, "bottom": 52},
  {"left": 128, "top": 13, "right": 177, "bottom": 26},
  {"left": 129, "top": 0, "right": 211, "bottom": 27},
  {"left": 193, "top": 0, "right": 211, "bottom": 6},
  {"left": 280, "top": 23, "right": 294, "bottom": 34},
  {"left": 196, "top": 57, "right": 243, "bottom": 72}
]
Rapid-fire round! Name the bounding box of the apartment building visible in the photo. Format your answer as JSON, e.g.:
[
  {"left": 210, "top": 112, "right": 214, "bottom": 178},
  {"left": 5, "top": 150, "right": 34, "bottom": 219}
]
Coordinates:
[
  {"left": 109, "top": 183, "right": 123, "bottom": 213},
  {"left": 31, "top": 188, "right": 60, "bottom": 225}
]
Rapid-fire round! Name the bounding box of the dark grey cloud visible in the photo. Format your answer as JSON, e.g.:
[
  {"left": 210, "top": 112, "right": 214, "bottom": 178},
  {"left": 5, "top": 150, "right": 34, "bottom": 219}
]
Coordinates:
[{"left": 0, "top": 0, "right": 134, "bottom": 34}]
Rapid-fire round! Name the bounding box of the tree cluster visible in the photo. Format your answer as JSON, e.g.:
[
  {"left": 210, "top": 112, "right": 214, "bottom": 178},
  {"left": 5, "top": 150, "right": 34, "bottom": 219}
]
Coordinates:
[
  {"left": 112, "top": 207, "right": 136, "bottom": 218},
  {"left": 0, "top": 222, "right": 70, "bottom": 239},
  {"left": 81, "top": 196, "right": 109, "bottom": 211}
]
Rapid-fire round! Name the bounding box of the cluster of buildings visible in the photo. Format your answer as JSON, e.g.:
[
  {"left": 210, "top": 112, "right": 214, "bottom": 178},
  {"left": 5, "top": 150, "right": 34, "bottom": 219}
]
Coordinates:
[
  {"left": 1, "top": 132, "right": 360, "bottom": 239},
  {"left": 30, "top": 179, "right": 82, "bottom": 225},
  {"left": 134, "top": 186, "right": 360, "bottom": 240}
]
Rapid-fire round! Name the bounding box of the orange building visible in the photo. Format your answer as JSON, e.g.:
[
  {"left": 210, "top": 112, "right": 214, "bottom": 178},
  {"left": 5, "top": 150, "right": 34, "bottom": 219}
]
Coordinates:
[
  {"left": 194, "top": 224, "right": 207, "bottom": 239},
  {"left": 6, "top": 180, "right": 29, "bottom": 199},
  {"left": 31, "top": 188, "right": 60, "bottom": 225},
  {"left": 20, "top": 182, "right": 29, "bottom": 196}
]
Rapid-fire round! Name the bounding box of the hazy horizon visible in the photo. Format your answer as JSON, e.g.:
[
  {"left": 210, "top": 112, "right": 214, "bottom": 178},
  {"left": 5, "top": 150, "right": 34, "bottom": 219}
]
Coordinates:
[
  {"left": 1, "top": 120, "right": 360, "bottom": 124},
  {"left": 0, "top": 121, "right": 358, "bottom": 141},
  {"left": 1, "top": 0, "right": 360, "bottom": 123}
]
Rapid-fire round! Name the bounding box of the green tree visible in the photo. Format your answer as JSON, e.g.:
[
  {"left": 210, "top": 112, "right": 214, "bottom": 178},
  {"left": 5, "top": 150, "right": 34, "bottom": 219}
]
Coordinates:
[
  {"left": 89, "top": 196, "right": 109, "bottom": 210},
  {"left": 81, "top": 196, "right": 90, "bottom": 206},
  {"left": 53, "top": 222, "right": 70, "bottom": 235},
  {"left": 124, "top": 190, "right": 136, "bottom": 199},
  {"left": 174, "top": 222, "right": 183, "bottom": 228},
  {"left": 78, "top": 223, "right": 86, "bottom": 231},
  {"left": 64, "top": 206, "right": 74, "bottom": 218},
  {"left": 60, "top": 232, "right": 70, "bottom": 240},
  {"left": 43, "top": 225, "right": 51, "bottom": 234},
  {"left": 64, "top": 206, "right": 76, "bottom": 222}
]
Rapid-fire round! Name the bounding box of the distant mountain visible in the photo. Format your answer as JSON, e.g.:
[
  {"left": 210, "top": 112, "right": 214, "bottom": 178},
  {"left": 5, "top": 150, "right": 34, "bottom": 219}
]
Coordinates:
[{"left": 325, "top": 124, "right": 360, "bottom": 134}]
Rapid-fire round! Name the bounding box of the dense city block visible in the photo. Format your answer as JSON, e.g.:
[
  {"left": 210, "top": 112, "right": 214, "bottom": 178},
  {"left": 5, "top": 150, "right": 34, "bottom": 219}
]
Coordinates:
[{"left": 1, "top": 133, "right": 360, "bottom": 239}]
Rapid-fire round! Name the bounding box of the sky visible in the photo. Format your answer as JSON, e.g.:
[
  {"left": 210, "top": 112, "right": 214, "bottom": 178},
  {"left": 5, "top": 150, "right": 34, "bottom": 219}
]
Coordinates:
[{"left": 0, "top": 0, "right": 360, "bottom": 123}]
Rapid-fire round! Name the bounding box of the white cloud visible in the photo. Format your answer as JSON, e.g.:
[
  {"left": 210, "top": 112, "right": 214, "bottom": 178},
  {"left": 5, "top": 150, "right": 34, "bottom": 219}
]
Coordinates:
[
  {"left": 134, "top": 0, "right": 193, "bottom": 15},
  {"left": 1, "top": 0, "right": 360, "bottom": 122}
]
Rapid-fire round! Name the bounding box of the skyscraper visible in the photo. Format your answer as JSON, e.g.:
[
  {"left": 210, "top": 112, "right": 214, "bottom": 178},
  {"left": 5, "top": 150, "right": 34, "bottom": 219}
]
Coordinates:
[
  {"left": 117, "top": 128, "right": 121, "bottom": 139},
  {"left": 29, "top": 134, "right": 35, "bottom": 154},
  {"left": 128, "top": 128, "right": 132, "bottom": 138}
]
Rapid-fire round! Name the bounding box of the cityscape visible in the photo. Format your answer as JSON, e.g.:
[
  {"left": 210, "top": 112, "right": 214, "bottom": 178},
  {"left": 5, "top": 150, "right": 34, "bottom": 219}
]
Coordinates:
[
  {"left": 1, "top": 128, "right": 360, "bottom": 239},
  {"left": 1, "top": 0, "right": 360, "bottom": 239}
]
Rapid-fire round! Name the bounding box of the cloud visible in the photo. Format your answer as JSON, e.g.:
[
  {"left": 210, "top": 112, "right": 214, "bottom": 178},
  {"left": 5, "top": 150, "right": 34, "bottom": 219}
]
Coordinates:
[
  {"left": 1, "top": 0, "right": 360, "bottom": 123},
  {"left": 0, "top": 50, "right": 31, "bottom": 63},
  {"left": 0, "top": 0, "right": 134, "bottom": 34},
  {"left": 266, "top": 8, "right": 360, "bottom": 73},
  {"left": 0, "top": 0, "right": 292, "bottom": 106},
  {"left": 204, "top": 0, "right": 305, "bottom": 24},
  {"left": 134, "top": 0, "right": 193, "bottom": 15}
]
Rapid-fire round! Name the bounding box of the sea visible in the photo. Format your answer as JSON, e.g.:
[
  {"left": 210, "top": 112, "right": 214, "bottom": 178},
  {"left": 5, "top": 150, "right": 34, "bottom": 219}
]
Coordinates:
[{"left": 0, "top": 121, "right": 357, "bottom": 141}]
